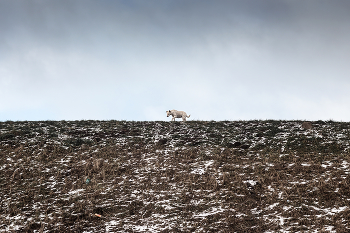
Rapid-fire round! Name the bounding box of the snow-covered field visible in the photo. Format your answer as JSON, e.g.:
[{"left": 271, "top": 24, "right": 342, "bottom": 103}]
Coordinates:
[{"left": 1, "top": 120, "right": 350, "bottom": 232}]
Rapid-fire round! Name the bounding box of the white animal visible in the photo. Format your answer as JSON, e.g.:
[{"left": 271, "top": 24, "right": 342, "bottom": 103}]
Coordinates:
[{"left": 166, "top": 110, "right": 190, "bottom": 122}]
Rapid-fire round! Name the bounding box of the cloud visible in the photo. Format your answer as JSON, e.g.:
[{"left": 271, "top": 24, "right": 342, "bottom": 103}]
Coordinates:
[{"left": 1, "top": 0, "right": 350, "bottom": 121}]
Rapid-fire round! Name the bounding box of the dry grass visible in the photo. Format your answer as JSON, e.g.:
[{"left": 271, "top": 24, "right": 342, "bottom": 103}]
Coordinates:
[{"left": 0, "top": 120, "right": 350, "bottom": 232}]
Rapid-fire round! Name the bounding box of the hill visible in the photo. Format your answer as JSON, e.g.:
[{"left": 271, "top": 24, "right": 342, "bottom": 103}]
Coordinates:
[{"left": 1, "top": 120, "right": 350, "bottom": 232}]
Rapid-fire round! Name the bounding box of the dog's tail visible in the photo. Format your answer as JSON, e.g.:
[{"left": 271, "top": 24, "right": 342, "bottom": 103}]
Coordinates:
[{"left": 187, "top": 114, "right": 191, "bottom": 118}]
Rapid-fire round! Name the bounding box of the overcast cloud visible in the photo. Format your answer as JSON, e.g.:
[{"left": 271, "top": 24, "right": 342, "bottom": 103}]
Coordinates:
[{"left": 1, "top": 0, "right": 350, "bottom": 121}]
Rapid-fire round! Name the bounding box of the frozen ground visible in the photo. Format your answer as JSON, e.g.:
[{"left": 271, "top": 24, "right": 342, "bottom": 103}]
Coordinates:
[{"left": 0, "top": 120, "right": 350, "bottom": 232}]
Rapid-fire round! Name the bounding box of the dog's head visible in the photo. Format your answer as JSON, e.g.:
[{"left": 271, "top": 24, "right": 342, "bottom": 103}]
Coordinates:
[{"left": 166, "top": 110, "right": 171, "bottom": 117}]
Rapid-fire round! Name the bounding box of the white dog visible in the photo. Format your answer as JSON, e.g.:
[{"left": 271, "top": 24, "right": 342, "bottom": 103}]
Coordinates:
[{"left": 166, "top": 110, "right": 190, "bottom": 121}]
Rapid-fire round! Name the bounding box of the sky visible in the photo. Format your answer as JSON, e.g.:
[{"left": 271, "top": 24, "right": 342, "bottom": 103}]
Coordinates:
[{"left": 1, "top": 0, "right": 350, "bottom": 121}]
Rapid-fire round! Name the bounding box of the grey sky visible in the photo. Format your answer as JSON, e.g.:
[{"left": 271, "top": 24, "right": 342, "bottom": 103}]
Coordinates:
[{"left": 1, "top": 0, "right": 350, "bottom": 121}]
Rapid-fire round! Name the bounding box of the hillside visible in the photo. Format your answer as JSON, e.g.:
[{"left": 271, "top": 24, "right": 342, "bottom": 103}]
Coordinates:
[{"left": 1, "top": 120, "right": 350, "bottom": 232}]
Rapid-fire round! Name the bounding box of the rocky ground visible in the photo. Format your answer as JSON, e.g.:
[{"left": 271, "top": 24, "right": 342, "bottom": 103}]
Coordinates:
[{"left": 1, "top": 120, "right": 350, "bottom": 232}]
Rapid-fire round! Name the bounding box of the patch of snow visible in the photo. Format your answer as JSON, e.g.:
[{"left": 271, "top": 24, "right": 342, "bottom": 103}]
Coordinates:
[
  {"left": 105, "top": 220, "right": 119, "bottom": 232},
  {"left": 68, "top": 189, "right": 85, "bottom": 196},
  {"left": 330, "top": 206, "right": 347, "bottom": 214},
  {"left": 193, "top": 206, "right": 226, "bottom": 218},
  {"left": 267, "top": 202, "right": 279, "bottom": 210},
  {"left": 190, "top": 160, "right": 214, "bottom": 175},
  {"left": 244, "top": 180, "right": 258, "bottom": 186},
  {"left": 321, "top": 161, "right": 333, "bottom": 168}
]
